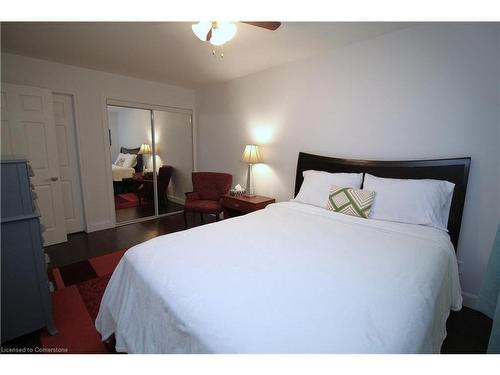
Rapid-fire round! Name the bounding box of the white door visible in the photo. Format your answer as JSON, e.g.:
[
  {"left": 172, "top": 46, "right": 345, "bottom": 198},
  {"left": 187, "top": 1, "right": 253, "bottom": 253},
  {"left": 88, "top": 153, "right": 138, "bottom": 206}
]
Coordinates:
[
  {"left": 53, "top": 93, "right": 85, "bottom": 233},
  {"left": 1, "top": 83, "right": 67, "bottom": 245}
]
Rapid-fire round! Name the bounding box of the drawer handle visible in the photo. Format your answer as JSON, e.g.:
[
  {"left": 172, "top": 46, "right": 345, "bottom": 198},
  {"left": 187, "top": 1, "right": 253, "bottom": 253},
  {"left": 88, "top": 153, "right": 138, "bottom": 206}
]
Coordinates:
[{"left": 50, "top": 176, "right": 59, "bottom": 182}]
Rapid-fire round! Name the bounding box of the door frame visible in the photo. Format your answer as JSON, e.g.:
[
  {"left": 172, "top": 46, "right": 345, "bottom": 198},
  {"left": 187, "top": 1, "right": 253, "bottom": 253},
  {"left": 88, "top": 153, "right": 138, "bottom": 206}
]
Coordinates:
[
  {"left": 2, "top": 82, "right": 97, "bottom": 234},
  {"left": 1, "top": 82, "right": 68, "bottom": 245},
  {"left": 102, "top": 97, "right": 196, "bottom": 227},
  {"left": 2, "top": 83, "right": 88, "bottom": 237},
  {"left": 52, "top": 91, "right": 87, "bottom": 233}
]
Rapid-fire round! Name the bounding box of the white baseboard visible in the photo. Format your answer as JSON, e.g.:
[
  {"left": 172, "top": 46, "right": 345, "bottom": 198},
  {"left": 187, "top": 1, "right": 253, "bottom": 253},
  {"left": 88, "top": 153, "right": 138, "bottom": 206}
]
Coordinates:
[
  {"left": 167, "top": 195, "right": 185, "bottom": 205},
  {"left": 86, "top": 220, "right": 114, "bottom": 233},
  {"left": 461, "top": 291, "right": 478, "bottom": 308}
]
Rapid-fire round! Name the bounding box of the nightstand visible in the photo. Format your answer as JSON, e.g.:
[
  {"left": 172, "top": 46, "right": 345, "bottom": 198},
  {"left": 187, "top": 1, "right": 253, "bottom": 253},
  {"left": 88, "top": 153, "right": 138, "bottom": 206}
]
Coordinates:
[{"left": 221, "top": 194, "right": 275, "bottom": 219}]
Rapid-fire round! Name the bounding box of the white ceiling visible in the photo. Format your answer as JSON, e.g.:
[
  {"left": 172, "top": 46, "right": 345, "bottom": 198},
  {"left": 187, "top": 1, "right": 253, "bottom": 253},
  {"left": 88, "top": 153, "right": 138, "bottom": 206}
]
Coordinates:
[{"left": 1, "top": 22, "right": 414, "bottom": 88}]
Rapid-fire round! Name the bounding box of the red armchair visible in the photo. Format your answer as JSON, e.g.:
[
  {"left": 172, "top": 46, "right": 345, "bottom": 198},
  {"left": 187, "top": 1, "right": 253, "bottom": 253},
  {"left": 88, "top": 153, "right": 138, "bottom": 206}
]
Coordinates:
[{"left": 183, "top": 172, "right": 232, "bottom": 228}]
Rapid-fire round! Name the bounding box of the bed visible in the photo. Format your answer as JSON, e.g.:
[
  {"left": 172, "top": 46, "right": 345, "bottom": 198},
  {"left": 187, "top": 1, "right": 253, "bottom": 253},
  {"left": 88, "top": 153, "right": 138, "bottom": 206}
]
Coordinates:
[
  {"left": 112, "top": 164, "right": 135, "bottom": 182},
  {"left": 112, "top": 147, "right": 144, "bottom": 194},
  {"left": 96, "top": 152, "right": 471, "bottom": 353}
]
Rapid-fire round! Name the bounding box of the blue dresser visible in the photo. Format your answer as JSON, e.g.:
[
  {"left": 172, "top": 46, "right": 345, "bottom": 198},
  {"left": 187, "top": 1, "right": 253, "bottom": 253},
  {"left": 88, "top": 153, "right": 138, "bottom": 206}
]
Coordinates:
[{"left": 1, "top": 159, "right": 57, "bottom": 343}]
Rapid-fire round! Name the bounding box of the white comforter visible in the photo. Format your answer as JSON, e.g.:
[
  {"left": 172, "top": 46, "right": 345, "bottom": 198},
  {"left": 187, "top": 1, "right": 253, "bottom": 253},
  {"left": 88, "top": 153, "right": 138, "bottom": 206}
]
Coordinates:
[
  {"left": 111, "top": 164, "right": 135, "bottom": 182},
  {"left": 96, "top": 201, "right": 462, "bottom": 353}
]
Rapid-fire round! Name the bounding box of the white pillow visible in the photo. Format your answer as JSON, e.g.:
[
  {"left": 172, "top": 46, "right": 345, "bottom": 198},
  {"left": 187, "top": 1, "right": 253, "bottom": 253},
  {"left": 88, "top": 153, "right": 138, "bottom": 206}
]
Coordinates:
[
  {"left": 294, "top": 170, "right": 363, "bottom": 208},
  {"left": 126, "top": 153, "right": 138, "bottom": 168},
  {"left": 114, "top": 153, "right": 128, "bottom": 167},
  {"left": 114, "top": 153, "right": 137, "bottom": 168},
  {"left": 363, "top": 174, "right": 455, "bottom": 231}
]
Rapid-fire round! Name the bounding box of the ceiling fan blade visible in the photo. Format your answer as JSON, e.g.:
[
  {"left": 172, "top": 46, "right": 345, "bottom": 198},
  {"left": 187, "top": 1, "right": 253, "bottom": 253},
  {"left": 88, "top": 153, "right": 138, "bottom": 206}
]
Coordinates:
[
  {"left": 241, "top": 21, "right": 281, "bottom": 31},
  {"left": 206, "top": 28, "right": 212, "bottom": 41}
]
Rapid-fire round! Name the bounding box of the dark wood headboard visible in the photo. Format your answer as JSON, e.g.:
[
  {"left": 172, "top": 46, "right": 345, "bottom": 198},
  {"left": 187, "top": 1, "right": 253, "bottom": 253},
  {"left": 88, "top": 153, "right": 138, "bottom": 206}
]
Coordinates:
[
  {"left": 120, "top": 146, "right": 143, "bottom": 173},
  {"left": 294, "top": 152, "right": 471, "bottom": 250}
]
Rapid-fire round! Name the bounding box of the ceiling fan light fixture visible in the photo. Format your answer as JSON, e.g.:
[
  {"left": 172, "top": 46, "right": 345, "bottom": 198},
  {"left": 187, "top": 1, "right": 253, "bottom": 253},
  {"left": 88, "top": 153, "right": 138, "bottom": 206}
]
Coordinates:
[
  {"left": 192, "top": 21, "right": 212, "bottom": 41},
  {"left": 209, "top": 22, "right": 237, "bottom": 46}
]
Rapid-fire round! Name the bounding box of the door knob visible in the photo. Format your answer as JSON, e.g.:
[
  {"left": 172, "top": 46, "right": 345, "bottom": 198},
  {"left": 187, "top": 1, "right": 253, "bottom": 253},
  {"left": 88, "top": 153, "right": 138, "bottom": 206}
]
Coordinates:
[{"left": 50, "top": 177, "right": 59, "bottom": 181}]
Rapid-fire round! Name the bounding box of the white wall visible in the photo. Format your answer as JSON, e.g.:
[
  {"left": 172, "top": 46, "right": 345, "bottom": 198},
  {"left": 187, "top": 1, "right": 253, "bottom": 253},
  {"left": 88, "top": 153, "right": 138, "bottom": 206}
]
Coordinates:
[
  {"left": 1, "top": 52, "right": 195, "bottom": 232},
  {"left": 196, "top": 23, "right": 500, "bottom": 306}
]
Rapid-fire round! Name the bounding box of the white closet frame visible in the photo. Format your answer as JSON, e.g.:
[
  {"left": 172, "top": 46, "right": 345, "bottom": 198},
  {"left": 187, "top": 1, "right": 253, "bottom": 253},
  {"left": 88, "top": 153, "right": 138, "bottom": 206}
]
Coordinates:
[{"left": 103, "top": 98, "right": 195, "bottom": 227}]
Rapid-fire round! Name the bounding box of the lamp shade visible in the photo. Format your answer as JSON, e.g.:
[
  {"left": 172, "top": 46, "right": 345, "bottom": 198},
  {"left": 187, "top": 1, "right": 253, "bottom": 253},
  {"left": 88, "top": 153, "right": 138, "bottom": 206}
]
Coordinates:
[
  {"left": 138, "top": 143, "right": 152, "bottom": 155},
  {"left": 241, "top": 144, "right": 263, "bottom": 164},
  {"left": 192, "top": 21, "right": 237, "bottom": 46}
]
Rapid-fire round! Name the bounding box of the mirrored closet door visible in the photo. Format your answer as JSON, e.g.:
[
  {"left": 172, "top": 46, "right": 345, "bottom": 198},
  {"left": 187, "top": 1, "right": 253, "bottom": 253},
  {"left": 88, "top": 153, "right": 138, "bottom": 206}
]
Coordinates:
[
  {"left": 153, "top": 109, "right": 193, "bottom": 216},
  {"left": 107, "top": 103, "right": 193, "bottom": 224}
]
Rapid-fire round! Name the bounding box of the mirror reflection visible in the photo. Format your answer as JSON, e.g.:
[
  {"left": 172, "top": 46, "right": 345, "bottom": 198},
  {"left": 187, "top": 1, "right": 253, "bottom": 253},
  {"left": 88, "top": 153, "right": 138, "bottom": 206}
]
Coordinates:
[{"left": 108, "top": 105, "right": 193, "bottom": 223}]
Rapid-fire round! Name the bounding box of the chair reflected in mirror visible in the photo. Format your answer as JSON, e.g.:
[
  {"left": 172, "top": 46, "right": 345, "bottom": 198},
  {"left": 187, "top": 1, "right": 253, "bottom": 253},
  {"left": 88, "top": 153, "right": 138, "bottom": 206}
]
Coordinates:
[{"left": 137, "top": 165, "right": 174, "bottom": 208}]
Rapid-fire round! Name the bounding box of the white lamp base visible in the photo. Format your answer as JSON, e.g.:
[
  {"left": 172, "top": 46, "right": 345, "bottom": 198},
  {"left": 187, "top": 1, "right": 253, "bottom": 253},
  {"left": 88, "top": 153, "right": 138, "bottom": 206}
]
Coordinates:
[{"left": 244, "top": 163, "right": 255, "bottom": 197}]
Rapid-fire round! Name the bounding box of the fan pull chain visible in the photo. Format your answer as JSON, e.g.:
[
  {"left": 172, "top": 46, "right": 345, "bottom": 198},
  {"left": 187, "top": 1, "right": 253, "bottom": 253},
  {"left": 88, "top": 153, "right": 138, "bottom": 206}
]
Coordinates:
[{"left": 209, "top": 45, "right": 224, "bottom": 59}]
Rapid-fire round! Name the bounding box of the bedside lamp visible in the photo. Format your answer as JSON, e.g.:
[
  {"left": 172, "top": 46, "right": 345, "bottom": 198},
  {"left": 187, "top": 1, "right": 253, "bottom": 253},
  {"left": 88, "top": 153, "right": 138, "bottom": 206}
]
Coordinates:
[
  {"left": 241, "top": 144, "right": 263, "bottom": 197},
  {"left": 138, "top": 143, "right": 152, "bottom": 171}
]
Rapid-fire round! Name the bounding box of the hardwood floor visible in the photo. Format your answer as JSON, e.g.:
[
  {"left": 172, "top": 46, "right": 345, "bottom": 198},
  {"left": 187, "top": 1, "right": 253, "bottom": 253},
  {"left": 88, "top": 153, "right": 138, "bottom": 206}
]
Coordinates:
[
  {"left": 114, "top": 201, "right": 184, "bottom": 223},
  {"left": 2, "top": 213, "right": 493, "bottom": 353},
  {"left": 114, "top": 205, "right": 155, "bottom": 223},
  {"left": 45, "top": 211, "right": 215, "bottom": 268},
  {"left": 441, "top": 307, "right": 492, "bottom": 353}
]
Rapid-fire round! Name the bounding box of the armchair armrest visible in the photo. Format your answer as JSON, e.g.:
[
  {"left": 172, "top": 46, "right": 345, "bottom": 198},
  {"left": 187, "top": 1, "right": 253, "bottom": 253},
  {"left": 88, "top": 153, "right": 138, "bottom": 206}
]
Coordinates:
[{"left": 185, "top": 191, "right": 200, "bottom": 202}]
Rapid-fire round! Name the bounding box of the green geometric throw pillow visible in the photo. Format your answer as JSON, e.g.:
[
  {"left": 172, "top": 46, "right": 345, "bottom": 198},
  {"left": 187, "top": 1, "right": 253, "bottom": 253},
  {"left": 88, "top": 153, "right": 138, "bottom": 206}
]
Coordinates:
[{"left": 326, "top": 185, "right": 375, "bottom": 219}]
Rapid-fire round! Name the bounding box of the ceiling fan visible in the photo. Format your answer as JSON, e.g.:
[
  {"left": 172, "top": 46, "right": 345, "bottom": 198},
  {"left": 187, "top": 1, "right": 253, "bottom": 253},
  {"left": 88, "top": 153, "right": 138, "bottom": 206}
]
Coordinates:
[
  {"left": 240, "top": 22, "right": 282, "bottom": 31},
  {"left": 192, "top": 21, "right": 282, "bottom": 57}
]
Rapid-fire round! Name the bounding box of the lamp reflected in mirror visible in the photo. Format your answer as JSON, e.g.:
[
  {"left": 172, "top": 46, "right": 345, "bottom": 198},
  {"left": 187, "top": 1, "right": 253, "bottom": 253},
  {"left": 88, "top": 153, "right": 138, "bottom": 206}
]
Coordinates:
[{"left": 138, "top": 143, "right": 152, "bottom": 171}]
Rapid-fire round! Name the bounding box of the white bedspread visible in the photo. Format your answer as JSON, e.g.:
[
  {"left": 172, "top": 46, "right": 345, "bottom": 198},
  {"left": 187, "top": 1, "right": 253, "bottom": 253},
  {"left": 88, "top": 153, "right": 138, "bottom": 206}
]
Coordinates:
[
  {"left": 111, "top": 164, "right": 135, "bottom": 182},
  {"left": 96, "top": 201, "right": 462, "bottom": 353}
]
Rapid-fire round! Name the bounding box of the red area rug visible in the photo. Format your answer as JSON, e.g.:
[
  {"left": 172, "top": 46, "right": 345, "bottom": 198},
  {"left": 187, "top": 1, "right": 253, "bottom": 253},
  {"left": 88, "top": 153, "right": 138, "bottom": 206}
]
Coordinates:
[
  {"left": 41, "top": 249, "right": 126, "bottom": 353},
  {"left": 114, "top": 193, "right": 139, "bottom": 209}
]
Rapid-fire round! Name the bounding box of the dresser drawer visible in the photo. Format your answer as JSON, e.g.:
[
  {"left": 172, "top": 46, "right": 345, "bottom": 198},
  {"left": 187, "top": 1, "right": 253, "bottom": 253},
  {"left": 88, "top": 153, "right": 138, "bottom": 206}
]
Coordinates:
[
  {"left": 1, "top": 160, "right": 56, "bottom": 342},
  {"left": 1, "top": 161, "right": 36, "bottom": 218},
  {"left": 221, "top": 195, "right": 276, "bottom": 219},
  {"left": 222, "top": 197, "right": 255, "bottom": 213},
  {"left": 1, "top": 218, "right": 49, "bottom": 342}
]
